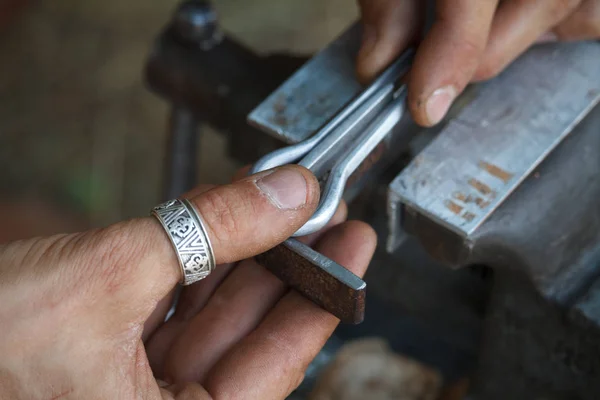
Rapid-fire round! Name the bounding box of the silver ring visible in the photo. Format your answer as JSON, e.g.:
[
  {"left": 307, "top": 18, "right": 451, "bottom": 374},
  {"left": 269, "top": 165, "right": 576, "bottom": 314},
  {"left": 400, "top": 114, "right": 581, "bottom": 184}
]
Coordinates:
[{"left": 151, "top": 198, "right": 216, "bottom": 285}]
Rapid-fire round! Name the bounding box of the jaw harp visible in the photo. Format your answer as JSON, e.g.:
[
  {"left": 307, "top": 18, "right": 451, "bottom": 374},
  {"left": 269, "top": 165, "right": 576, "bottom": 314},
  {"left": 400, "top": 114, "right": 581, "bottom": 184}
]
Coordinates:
[{"left": 247, "top": 22, "right": 414, "bottom": 324}]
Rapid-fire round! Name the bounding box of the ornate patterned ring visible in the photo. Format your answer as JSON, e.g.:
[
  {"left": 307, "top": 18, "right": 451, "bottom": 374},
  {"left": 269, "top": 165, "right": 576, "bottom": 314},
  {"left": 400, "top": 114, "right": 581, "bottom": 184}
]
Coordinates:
[{"left": 151, "top": 198, "right": 216, "bottom": 285}]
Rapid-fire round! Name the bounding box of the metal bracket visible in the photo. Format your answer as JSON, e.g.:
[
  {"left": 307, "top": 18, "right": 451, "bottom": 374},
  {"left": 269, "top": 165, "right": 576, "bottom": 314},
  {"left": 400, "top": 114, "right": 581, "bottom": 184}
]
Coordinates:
[
  {"left": 387, "top": 41, "right": 600, "bottom": 263},
  {"left": 247, "top": 22, "right": 414, "bottom": 323}
]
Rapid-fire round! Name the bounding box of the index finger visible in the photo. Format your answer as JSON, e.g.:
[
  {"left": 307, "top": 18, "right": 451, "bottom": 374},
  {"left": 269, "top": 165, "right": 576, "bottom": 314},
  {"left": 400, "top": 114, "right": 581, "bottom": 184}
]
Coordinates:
[
  {"left": 409, "top": 0, "right": 499, "bottom": 126},
  {"left": 203, "top": 221, "right": 377, "bottom": 399}
]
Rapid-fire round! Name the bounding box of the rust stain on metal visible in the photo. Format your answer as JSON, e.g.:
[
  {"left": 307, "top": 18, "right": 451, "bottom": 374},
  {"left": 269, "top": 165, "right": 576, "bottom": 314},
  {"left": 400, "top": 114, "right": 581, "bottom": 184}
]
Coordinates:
[
  {"left": 479, "top": 161, "right": 513, "bottom": 183},
  {"left": 271, "top": 94, "right": 289, "bottom": 127},
  {"left": 474, "top": 197, "right": 491, "bottom": 209},
  {"left": 453, "top": 192, "right": 468, "bottom": 202},
  {"left": 254, "top": 242, "right": 366, "bottom": 324},
  {"left": 462, "top": 211, "right": 476, "bottom": 222},
  {"left": 445, "top": 200, "right": 464, "bottom": 215},
  {"left": 273, "top": 94, "right": 287, "bottom": 113},
  {"left": 468, "top": 178, "right": 494, "bottom": 196},
  {"left": 453, "top": 192, "right": 490, "bottom": 209}
]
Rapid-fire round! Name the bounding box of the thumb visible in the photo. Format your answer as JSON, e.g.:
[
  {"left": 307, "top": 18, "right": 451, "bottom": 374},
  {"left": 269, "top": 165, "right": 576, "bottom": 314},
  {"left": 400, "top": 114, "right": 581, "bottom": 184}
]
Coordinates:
[
  {"left": 0, "top": 165, "right": 319, "bottom": 327},
  {"left": 356, "top": 0, "right": 423, "bottom": 83}
]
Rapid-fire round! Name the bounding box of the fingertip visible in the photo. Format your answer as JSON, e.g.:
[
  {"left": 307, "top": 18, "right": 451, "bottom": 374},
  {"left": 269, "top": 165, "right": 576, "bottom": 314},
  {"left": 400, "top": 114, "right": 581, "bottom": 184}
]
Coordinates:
[
  {"left": 407, "top": 0, "right": 498, "bottom": 126},
  {"left": 188, "top": 165, "right": 320, "bottom": 264},
  {"left": 356, "top": 23, "right": 378, "bottom": 81},
  {"left": 315, "top": 220, "right": 377, "bottom": 278},
  {"left": 249, "top": 165, "right": 319, "bottom": 211}
]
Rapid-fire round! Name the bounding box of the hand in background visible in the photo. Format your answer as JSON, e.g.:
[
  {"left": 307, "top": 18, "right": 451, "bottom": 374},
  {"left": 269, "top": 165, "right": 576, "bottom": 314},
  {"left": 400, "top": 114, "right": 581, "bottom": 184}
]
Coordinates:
[{"left": 357, "top": 0, "right": 600, "bottom": 126}]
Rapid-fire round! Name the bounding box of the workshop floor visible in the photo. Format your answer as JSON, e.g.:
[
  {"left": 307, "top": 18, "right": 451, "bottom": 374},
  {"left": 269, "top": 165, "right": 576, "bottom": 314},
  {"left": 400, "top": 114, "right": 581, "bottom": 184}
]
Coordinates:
[{"left": 0, "top": 0, "right": 357, "bottom": 239}]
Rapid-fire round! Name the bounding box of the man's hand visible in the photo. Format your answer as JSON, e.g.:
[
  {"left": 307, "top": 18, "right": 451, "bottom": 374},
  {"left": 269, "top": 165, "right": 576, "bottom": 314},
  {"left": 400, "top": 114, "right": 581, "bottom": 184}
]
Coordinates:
[
  {"left": 0, "top": 165, "right": 376, "bottom": 399},
  {"left": 357, "top": 0, "right": 600, "bottom": 126}
]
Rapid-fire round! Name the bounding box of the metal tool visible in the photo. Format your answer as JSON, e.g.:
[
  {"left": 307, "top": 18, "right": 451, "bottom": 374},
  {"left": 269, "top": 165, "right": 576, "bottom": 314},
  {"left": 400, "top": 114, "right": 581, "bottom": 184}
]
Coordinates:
[
  {"left": 244, "top": 24, "right": 414, "bottom": 323},
  {"left": 250, "top": 51, "right": 413, "bottom": 236},
  {"left": 249, "top": 51, "right": 412, "bottom": 171},
  {"left": 147, "top": 4, "right": 600, "bottom": 396},
  {"left": 255, "top": 238, "right": 367, "bottom": 324},
  {"left": 294, "top": 87, "right": 407, "bottom": 236},
  {"left": 387, "top": 41, "right": 600, "bottom": 263},
  {"left": 386, "top": 42, "right": 600, "bottom": 399}
]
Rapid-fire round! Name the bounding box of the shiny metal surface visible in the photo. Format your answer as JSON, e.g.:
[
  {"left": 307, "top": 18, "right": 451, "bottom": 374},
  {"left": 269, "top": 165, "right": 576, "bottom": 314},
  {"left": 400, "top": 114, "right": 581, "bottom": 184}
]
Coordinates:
[
  {"left": 298, "top": 83, "right": 394, "bottom": 176},
  {"left": 249, "top": 47, "right": 413, "bottom": 175},
  {"left": 151, "top": 198, "right": 216, "bottom": 285},
  {"left": 249, "top": 38, "right": 413, "bottom": 235},
  {"left": 387, "top": 42, "right": 600, "bottom": 252},
  {"left": 247, "top": 23, "right": 363, "bottom": 144},
  {"left": 293, "top": 88, "right": 407, "bottom": 237}
]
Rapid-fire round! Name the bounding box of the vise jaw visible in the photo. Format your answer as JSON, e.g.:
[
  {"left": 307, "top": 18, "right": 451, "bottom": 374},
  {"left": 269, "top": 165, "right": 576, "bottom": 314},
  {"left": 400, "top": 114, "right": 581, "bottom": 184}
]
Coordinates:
[{"left": 248, "top": 21, "right": 600, "bottom": 323}]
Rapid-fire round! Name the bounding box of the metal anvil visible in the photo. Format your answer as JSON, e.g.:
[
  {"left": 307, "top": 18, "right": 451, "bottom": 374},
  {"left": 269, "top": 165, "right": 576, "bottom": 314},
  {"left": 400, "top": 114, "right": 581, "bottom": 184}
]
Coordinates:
[
  {"left": 145, "top": 1, "right": 600, "bottom": 327},
  {"left": 246, "top": 20, "right": 600, "bottom": 323},
  {"left": 146, "top": 4, "right": 600, "bottom": 395}
]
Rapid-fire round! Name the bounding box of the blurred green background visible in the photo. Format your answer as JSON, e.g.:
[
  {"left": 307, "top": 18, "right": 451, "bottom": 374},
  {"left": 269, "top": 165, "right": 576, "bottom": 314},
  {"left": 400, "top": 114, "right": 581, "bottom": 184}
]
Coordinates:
[{"left": 0, "top": 0, "right": 356, "bottom": 241}]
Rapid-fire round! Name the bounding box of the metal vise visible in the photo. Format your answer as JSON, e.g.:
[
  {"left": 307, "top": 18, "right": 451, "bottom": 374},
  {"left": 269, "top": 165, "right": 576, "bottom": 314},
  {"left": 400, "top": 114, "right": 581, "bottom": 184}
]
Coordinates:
[{"left": 146, "top": 2, "right": 600, "bottom": 397}]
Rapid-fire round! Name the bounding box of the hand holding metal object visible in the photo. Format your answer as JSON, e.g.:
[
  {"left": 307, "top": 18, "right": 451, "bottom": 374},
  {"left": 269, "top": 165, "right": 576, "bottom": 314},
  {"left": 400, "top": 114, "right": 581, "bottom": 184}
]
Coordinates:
[
  {"left": 251, "top": 49, "right": 413, "bottom": 237},
  {"left": 294, "top": 87, "right": 407, "bottom": 236},
  {"left": 245, "top": 25, "right": 414, "bottom": 323},
  {"left": 249, "top": 50, "right": 413, "bottom": 175}
]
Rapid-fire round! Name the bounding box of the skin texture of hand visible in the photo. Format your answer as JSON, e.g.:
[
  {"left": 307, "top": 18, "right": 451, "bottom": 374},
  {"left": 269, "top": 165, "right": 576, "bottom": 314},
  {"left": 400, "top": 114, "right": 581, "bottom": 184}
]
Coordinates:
[
  {"left": 357, "top": 0, "right": 600, "bottom": 126},
  {"left": 0, "top": 165, "right": 377, "bottom": 400}
]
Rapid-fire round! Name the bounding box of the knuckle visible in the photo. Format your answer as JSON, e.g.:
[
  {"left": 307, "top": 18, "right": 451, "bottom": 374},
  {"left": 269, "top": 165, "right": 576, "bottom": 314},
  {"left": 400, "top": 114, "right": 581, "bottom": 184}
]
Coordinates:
[
  {"left": 86, "top": 220, "right": 145, "bottom": 293},
  {"left": 443, "top": 33, "right": 486, "bottom": 70},
  {"left": 199, "top": 189, "right": 244, "bottom": 243},
  {"left": 474, "top": 58, "right": 504, "bottom": 81}
]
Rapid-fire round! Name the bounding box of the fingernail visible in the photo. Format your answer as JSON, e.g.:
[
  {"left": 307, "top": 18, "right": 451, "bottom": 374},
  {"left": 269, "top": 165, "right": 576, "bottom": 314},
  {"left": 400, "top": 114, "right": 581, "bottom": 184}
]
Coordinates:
[
  {"left": 425, "top": 85, "right": 456, "bottom": 125},
  {"left": 156, "top": 379, "right": 170, "bottom": 388},
  {"left": 256, "top": 167, "right": 308, "bottom": 210},
  {"left": 536, "top": 32, "right": 558, "bottom": 44}
]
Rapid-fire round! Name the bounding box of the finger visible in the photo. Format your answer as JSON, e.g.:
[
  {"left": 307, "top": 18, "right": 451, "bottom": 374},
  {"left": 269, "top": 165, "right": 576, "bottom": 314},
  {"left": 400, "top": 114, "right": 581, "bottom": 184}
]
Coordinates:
[
  {"left": 149, "top": 201, "right": 347, "bottom": 365},
  {"left": 183, "top": 184, "right": 217, "bottom": 201},
  {"left": 143, "top": 294, "right": 176, "bottom": 342},
  {"left": 408, "top": 0, "right": 498, "bottom": 126},
  {"left": 204, "top": 221, "right": 377, "bottom": 400},
  {"left": 356, "top": 0, "right": 424, "bottom": 82},
  {"left": 554, "top": 0, "right": 600, "bottom": 41},
  {"left": 76, "top": 165, "right": 318, "bottom": 334},
  {"left": 160, "top": 204, "right": 348, "bottom": 383},
  {"left": 143, "top": 185, "right": 216, "bottom": 340},
  {"left": 534, "top": 31, "right": 560, "bottom": 43},
  {"left": 189, "top": 165, "right": 319, "bottom": 263},
  {"left": 145, "top": 261, "right": 235, "bottom": 375},
  {"left": 473, "top": 0, "right": 582, "bottom": 81}
]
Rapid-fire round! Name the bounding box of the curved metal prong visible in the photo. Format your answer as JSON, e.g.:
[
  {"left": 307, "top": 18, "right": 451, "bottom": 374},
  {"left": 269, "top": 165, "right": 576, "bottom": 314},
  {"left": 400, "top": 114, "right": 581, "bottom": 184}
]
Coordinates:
[
  {"left": 250, "top": 50, "right": 414, "bottom": 175},
  {"left": 293, "top": 88, "right": 407, "bottom": 237}
]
